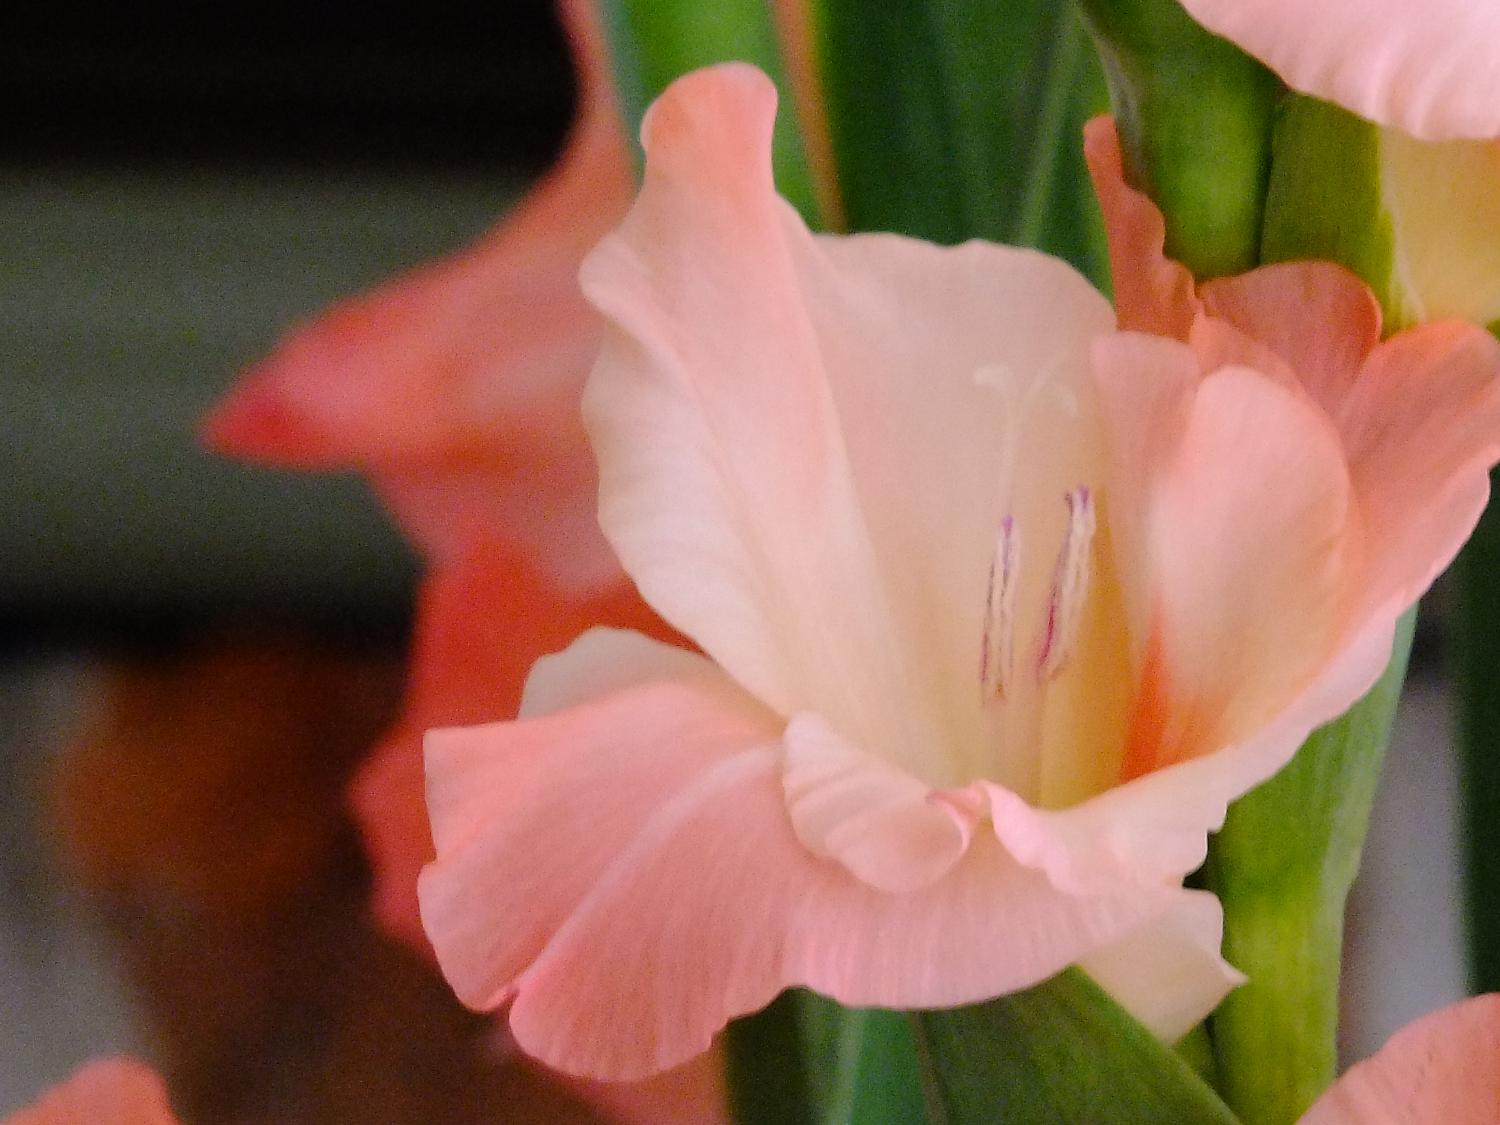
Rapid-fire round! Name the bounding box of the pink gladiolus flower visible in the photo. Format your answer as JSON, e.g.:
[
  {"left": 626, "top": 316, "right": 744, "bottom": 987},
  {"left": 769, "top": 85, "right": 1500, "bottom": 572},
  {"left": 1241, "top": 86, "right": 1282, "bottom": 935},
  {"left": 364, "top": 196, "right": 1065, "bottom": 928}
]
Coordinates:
[
  {"left": 4, "top": 1059, "right": 180, "bottom": 1125},
  {"left": 1177, "top": 0, "right": 1500, "bottom": 141},
  {"left": 1301, "top": 994, "right": 1500, "bottom": 1123},
  {"left": 418, "top": 65, "right": 1500, "bottom": 1080},
  {"left": 201, "top": 0, "right": 633, "bottom": 587}
]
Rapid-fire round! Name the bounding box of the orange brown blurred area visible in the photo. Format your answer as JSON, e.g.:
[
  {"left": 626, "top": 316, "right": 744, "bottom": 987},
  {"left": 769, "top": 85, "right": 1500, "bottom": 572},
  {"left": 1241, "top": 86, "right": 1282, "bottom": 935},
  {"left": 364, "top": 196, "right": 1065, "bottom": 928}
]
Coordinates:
[{"left": 47, "top": 633, "right": 605, "bottom": 1124}]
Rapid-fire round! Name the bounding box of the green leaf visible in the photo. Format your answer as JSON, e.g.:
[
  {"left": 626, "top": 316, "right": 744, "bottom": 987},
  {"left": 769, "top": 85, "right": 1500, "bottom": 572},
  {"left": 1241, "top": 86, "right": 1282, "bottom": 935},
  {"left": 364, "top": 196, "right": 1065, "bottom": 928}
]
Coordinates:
[
  {"left": 1260, "top": 96, "right": 1405, "bottom": 324},
  {"left": 725, "top": 992, "right": 820, "bottom": 1125},
  {"left": 1207, "top": 612, "right": 1416, "bottom": 1124},
  {"left": 599, "top": 0, "right": 825, "bottom": 225},
  {"left": 1074, "top": 0, "right": 1280, "bottom": 278},
  {"left": 799, "top": 995, "right": 928, "bottom": 1124},
  {"left": 810, "top": 0, "right": 1109, "bottom": 279},
  {"left": 912, "top": 970, "right": 1240, "bottom": 1124},
  {"left": 727, "top": 992, "right": 928, "bottom": 1125}
]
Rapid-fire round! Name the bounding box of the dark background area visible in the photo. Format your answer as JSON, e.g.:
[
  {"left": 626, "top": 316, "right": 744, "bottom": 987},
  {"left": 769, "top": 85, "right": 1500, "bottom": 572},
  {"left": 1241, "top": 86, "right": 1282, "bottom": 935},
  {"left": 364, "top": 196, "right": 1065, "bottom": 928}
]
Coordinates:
[
  {"left": 0, "top": 2, "right": 573, "bottom": 167},
  {"left": 0, "top": 0, "right": 577, "bottom": 649}
]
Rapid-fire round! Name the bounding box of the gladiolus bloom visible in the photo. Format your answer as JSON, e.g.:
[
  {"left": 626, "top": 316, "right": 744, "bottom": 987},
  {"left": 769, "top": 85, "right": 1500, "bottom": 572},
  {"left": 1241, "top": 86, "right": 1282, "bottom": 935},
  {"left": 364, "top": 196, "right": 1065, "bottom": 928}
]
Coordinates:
[
  {"left": 1301, "top": 994, "right": 1500, "bottom": 1123},
  {"left": 1177, "top": 0, "right": 1500, "bottom": 142},
  {"left": 418, "top": 65, "right": 1500, "bottom": 1080},
  {"left": 4, "top": 1059, "right": 180, "bottom": 1125},
  {"left": 200, "top": 0, "right": 633, "bottom": 587}
]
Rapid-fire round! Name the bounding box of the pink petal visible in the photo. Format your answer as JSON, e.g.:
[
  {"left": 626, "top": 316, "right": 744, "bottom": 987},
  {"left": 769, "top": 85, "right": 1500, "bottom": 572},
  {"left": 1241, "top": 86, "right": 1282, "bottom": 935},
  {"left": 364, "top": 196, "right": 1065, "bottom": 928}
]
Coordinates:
[
  {"left": 349, "top": 539, "right": 669, "bottom": 955},
  {"left": 422, "top": 632, "right": 1176, "bottom": 1079},
  {"left": 1082, "top": 116, "right": 1199, "bottom": 338},
  {"left": 1338, "top": 322, "right": 1500, "bottom": 621},
  {"left": 1078, "top": 891, "right": 1244, "bottom": 1044},
  {"left": 1178, "top": 0, "right": 1500, "bottom": 141},
  {"left": 202, "top": 0, "right": 633, "bottom": 574},
  {"left": 781, "top": 712, "right": 973, "bottom": 893},
  {"left": 1301, "top": 994, "right": 1500, "bottom": 1124},
  {"left": 5, "top": 1059, "right": 180, "bottom": 1125},
  {"left": 1199, "top": 263, "right": 1383, "bottom": 419},
  {"left": 580, "top": 64, "right": 928, "bottom": 755},
  {"left": 1123, "top": 365, "right": 1357, "bottom": 777}
]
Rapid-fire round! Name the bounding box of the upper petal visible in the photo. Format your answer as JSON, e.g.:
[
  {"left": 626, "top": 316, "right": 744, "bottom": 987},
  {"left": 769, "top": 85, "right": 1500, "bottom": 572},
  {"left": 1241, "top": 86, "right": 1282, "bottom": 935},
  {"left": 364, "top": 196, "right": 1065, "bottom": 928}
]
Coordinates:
[
  {"left": 1301, "top": 994, "right": 1500, "bottom": 1124},
  {"left": 5, "top": 1059, "right": 180, "bottom": 1125},
  {"left": 1083, "top": 116, "right": 1199, "bottom": 339},
  {"left": 1337, "top": 322, "right": 1500, "bottom": 622},
  {"left": 580, "top": 64, "right": 930, "bottom": 760},
  {"left": 1199, "top": 263, "right": 1383, "bottom": 420},
  {"left": 1178, "top": 0, "right": 1500, "bottom": 141}
]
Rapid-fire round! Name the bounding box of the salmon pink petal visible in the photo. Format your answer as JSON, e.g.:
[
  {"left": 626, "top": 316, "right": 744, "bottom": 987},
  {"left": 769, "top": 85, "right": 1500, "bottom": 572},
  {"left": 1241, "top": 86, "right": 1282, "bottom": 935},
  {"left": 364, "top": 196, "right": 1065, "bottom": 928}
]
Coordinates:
[
  {"left": 1301, "top": 994, "right": 1500, "bottom": 1123},
  {"left": 1125, "top": 365, "right": 1356, "bottom": 774},
  {"left": 580, "top": 64, "right": 924, "bottom": 752},
  {"left": 5, "top": 1059, "right": 180, "bottom": 1124},
  {"left": 1338, "top": 323, "right": 1500, "bottom": 620},
  {"left": 781, "top": 712, "right": 973, "bottom": 893},
  {"left": 1078, "top": 891, "right": 1244, "bottom": 1045},
  {"left": 1178, "top": 0, "right": 1500, "bottom": 141},
  {"left": 420, "top": 633, "right": 780, "bottom": 1014},
  {"left": 350, "top": 540, "right": 667, "bottom": 954},
  {"left": 1199, "top": 264, "right": 1383, "bottom": 419},
  {"left": 422, "top": 632, "right": 1176, "bottom": 1079},
  {"left": 1083, "top": 116, "right": 1198, "bottom": 338},
  {"left": 202, "top": 0, "right": 633, "bottom": 575}
]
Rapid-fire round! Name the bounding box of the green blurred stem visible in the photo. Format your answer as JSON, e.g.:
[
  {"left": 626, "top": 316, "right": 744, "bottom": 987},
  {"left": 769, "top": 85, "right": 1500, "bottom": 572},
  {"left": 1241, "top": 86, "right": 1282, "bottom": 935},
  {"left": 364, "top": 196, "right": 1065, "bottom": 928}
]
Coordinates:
[
  {"left": 1207, "top": 611, "right": 1416, "bottom": 1124},
  {"left": 1073, "top": 0, "right": 1279, "bottom": 277},
  {"left": 599, "top": 0, "right": 825, "bottom": 225}
]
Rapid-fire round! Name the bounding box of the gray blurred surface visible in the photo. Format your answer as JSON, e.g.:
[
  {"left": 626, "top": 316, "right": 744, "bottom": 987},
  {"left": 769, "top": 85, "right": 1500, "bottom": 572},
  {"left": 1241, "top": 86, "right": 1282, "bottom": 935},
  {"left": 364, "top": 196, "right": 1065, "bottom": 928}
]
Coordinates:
[
  {"left": 0, "top": 653, "right": 140, "bottom": 1112},
  {"left": 0, "top": 166, "right": 524, "bottom": 618}
]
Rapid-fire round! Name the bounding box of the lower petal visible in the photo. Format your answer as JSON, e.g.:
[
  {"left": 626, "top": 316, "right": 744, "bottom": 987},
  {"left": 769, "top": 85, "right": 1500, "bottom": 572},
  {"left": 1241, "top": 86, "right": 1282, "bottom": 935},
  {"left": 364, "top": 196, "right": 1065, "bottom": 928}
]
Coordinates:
[
  {"left": 501, "top": 746, "right": 1172, "bottom": 1079},
  {"left": 1078, "top": 890, "right": 1243, "bottom": 1043}
]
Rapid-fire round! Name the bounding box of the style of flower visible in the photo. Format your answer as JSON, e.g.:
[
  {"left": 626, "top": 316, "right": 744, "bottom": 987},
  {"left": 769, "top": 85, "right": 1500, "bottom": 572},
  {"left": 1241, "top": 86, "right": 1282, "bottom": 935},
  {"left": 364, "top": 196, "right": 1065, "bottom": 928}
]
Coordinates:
[
  {"left": 1176, "top": 0, "right": 1500, "bottom": 142},
  {"left": 3, "top": 1059, "right": 180, "bottom": 1125},
  {"left": 1301, "top": 994, "right": 1500, "bottom": 1124},
  {"left": 201, "top": 0, "right": 633, "bottom": 588},
  {"left": 417, "top": 63, "right": 1500, "bottom": 1080}
]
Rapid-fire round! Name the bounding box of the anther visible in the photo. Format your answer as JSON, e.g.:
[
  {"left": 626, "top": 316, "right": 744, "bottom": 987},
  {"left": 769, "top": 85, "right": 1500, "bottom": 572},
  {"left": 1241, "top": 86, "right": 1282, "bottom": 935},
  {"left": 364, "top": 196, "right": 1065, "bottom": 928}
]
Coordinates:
[
  {"left": 1036, "top": 487, "right": 1095, "bottom": 682},
  {"left": 980, "top": 516, "right": 1020, "bottom": 703}
]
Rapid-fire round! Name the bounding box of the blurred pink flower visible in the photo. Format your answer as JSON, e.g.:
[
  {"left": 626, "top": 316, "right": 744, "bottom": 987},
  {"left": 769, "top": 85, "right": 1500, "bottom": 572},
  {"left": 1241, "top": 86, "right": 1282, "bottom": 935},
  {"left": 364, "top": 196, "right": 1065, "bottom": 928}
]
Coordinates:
[
  {"left": 201, "top": 0, "right": 633, "bottom": 589},
  {"left": 416, "top": 66, "right": 1500, "bottom": 1080},
  {"left": 4, "top": 1059, "right": 179, "bottom": 1125},
  {"left": 1177, "top": 0, "right": 1500, "bottom": 141},
  {"left": 1301, "top": 995, "right": 1500, "bottom": 1123}
]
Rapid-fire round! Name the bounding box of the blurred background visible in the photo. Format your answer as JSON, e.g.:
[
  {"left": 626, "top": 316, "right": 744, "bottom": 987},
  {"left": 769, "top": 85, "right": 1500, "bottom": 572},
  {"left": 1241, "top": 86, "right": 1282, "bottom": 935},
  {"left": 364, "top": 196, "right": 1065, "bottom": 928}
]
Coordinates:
[{"left": 0, "top": 0, "right": 1473, "bottom": 1119}]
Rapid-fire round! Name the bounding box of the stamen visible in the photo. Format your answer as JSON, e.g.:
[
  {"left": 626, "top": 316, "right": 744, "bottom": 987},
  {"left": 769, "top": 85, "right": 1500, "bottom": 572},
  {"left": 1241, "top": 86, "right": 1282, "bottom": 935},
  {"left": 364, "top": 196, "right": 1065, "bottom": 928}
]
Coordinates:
[
  {"left": 1036, "top": 487, "right": 1095, "bottom": 682},
  {"left": 980, "top": 516, "right": 1020, "bottom": 703}
]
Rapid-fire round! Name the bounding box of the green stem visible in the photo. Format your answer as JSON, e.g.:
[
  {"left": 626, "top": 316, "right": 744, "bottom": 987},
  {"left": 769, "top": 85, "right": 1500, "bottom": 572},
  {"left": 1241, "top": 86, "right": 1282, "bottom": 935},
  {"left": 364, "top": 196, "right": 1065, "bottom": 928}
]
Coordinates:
[
  {"left": 599, "top": 0, "right": 825, "bottom": 226},
  {"left": 1073, "top": 0, "right": 1280, "bottom": 278},
  {"left": 1207, "top": 611, "right": 1416, "bottom": 1123}
]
